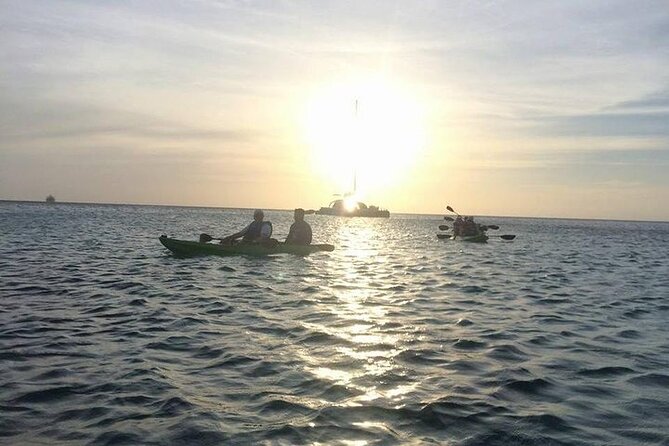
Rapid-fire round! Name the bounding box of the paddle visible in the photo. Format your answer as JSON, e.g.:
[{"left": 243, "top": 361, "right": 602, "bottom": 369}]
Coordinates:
[
  {"left": 312, "top": 244, "right": 336, "bottom": 251},
  {"left": 436, "top": 233, "right": 451, "bottom": 239},
  {"left": 446, "top": 205, "right": 461, "bottom": 217},
  {"left": 199, "top": 233, "right": 220, "bottom": 243},
  {"left": 439, "top": 225, "right": 450, "bottom": 231},
  {"left": 200, "top": 232, "right": 334, "bottom": 249},
  {"left": 200, "top": 233, "right": 237, "bottom": 244},
  {"left": 447, "top": 206, "right": 502, "bottom": 231}
]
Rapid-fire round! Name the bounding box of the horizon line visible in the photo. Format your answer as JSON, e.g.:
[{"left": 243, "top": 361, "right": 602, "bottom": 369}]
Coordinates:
[{"left": 1, "top": 198, "right": 667, "bottom": 224}]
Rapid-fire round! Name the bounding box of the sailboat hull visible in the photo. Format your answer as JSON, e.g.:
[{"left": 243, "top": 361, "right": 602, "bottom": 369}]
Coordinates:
[{"left": 315, "top": 207, "right": 390, "bottom": 218}]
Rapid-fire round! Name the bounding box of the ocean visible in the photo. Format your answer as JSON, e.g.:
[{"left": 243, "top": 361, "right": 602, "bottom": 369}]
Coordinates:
[{"left": 1, "top": 201, "right": 668, "bottom": 445}]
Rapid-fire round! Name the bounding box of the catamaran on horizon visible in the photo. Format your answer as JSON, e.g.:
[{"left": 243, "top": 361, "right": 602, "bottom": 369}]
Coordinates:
[
  {"left": 313, "top": 99, "right": 390, "bottom": 218},
  {"left": 315, "top": 198, "right": 390, "bottom": 218},
  {"left": 314, "top": 170, "right": 390, "bottom": 218}
]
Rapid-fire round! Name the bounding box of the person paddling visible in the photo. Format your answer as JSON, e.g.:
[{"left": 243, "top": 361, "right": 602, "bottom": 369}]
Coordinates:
[
  {"left": 462, "top": 216, "right": 478, "bottom": 236},
  {"left": 220, "top": 209, "right": 273, "bottom": 245},
  {"left": 453, "top": 216, "right": 464, "bottom": 236},
  {"left": 285, "top": 208, "right": 312, "bottom": 245}
]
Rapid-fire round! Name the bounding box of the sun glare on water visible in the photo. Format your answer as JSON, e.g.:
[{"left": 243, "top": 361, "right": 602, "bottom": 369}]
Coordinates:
[{"left": 303, "top": 79, "right": 426, "bottom": 196}]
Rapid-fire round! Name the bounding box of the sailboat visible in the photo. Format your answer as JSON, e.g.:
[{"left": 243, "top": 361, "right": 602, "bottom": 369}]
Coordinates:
[
  {"left": 315, "top": 168, "right": 390, "bottom": 218},
  {"left": 315, "top": 99, "right": 390, "bottom": 218}
]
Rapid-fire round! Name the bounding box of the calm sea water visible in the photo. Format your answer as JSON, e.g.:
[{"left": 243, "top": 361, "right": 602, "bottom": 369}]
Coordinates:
[{"left": 1, "top": 201, "right": 668, "bottom": 446}]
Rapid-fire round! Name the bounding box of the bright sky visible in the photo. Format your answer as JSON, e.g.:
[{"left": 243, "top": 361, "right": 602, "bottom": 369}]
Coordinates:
[{"left": 1, "top": 1, "right": 668, "bottom": 220}]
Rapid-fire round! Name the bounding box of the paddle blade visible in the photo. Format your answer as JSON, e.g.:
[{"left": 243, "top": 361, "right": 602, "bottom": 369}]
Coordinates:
[
  {"left": 439, "top": 225, "right": 449, "bottom": 231},
  {"left": 436, "top": 233, "right": 450, "bottom": 239},
  {"left": 446, "top": 206, "right": 455, "bottom": 213},
  {"left": 499, "top": 234, "right": 516, "bottom": 240},
  {"left": 443, "top": 216, "right": 454, "bottom": 221},
  {"left": 199, "top": 233, "right": 213, "bottom": 243},
  {"left": 486, "top": 225, "right": 499, "bottom": 230}
]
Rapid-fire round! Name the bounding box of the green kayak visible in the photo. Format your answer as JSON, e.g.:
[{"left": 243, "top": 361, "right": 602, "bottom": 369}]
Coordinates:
[
  {"left": 159, "top": 235, "right": 334, "bottom": 257},
  {"left": 436, "top": 233, "right": 489, "bottom": 243}
]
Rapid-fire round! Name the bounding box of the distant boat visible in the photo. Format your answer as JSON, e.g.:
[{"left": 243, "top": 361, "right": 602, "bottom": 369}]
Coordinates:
[
  {"left": 314, "top": 99, "right": 390, "bottom": 218},
  {"left": 315, "top": 170, "right": 389, "bottom": 218},
  {"left": 45, "top": 195, "right": 56, "bottom": 204},
  {"left": 316, "top": 199, "right": 390, "bottom": 218}
]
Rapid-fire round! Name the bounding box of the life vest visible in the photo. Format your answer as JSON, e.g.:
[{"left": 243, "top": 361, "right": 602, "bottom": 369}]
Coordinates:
[{"left": 243, "top": 221, "right": 273, "bottom": 241}]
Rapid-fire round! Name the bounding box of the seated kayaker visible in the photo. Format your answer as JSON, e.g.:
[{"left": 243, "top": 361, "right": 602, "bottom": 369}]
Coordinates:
[
  {"left": 453, "top": 216, "right": 464, "bottom": 236},
  {"left": 220, "top": 209, "right": 273, "bottom": 245},
  {"left": 462, "top": 216, "right": 479, "bottom": 236},
  {"left": 285, "top": 208, "right": 312, "bottom": 245}
]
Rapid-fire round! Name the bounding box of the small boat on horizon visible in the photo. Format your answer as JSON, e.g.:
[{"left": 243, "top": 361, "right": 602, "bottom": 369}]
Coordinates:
[
  {"left": 315, "top": 198, "right": 389, "bottom": 218},
  {"left": 46, "top": 195, "right": 56, "bottom": 204},
  {"left": 311, "top": 100, "right": 390, "bottom": 218},
  {"left": 314, "top": 168, "right": 389, "bottom": 218}
]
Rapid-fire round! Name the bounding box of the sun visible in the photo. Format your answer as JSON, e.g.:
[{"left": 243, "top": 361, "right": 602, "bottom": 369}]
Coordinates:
[
  {"left": 303, "top": 78, "right": 426, "bottom": 197},
  {"left": 343, "top": 196, "right": 358, "bottom": 212}
]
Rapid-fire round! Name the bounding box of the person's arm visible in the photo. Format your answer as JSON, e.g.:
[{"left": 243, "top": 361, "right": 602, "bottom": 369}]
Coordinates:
[
  {"left": 220, "top": 224, "right": 250, "bottom": 244},
  {"left": 305, "top": 224, "right": 312, "bottom": 245},
  {"left": 231, "top": 225, "right": 250, "bottom": 239},
  {"left": 285, "top": 224, "right": 296, "bottom": 243}
]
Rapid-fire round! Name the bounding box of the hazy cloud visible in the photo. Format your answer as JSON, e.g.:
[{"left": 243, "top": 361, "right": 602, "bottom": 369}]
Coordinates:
[
  {"left": 607, "top": 88, "right": 669, "bottom": 111},
  {"left": 532, "top": 111, "right": 669, "bottom": 137}
]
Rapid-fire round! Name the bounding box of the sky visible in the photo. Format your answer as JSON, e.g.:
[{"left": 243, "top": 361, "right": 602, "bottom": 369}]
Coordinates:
[{"left": 1, "top": 0, "right": 668, "bottom": 220}]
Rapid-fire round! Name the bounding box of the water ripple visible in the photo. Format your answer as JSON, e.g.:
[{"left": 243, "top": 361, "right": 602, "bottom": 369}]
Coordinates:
[{"left": 1, "top": 203, "right": 668, "bottom": 445}]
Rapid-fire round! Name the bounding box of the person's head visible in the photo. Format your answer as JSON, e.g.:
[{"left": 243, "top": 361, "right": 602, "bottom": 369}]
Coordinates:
[
  {"left": 294, "top": 208, "right": 305, "bottom": 222},
  {"left": 253, "top": 209, "right": 264, "bottom": 222}
]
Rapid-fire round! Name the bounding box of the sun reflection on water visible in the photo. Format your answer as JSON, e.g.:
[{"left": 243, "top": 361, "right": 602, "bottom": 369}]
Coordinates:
[{"left": 300, "top": 218, "right": 419, "bottom": 411}]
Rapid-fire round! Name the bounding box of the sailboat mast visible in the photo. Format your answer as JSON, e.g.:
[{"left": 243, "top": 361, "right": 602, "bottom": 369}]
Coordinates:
[{"left": 353, "top": 99, "right": 358, "bottom": 195}]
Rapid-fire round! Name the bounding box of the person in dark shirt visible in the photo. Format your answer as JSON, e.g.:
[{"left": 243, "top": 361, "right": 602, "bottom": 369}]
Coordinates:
[
  {"left": 285, "top": 208, "right": 312, "bottom": 245},
  {"left": 462, "top": 216, "right": 482, "bottom": 236}
]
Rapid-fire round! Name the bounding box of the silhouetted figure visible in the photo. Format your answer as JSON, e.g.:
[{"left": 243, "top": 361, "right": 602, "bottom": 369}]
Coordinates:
[
  {"left": 220, "top": 209, "right": 273, "bottom": 245},
  {"left": 285, "top": 208, "right": 312, "bottom": 245},
  {"left": 462, "top": 216, "right": 479, "bottom": 236},
  {"left": 453, "top": 216, "right": 464, "bottom": 236}
]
